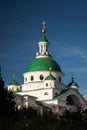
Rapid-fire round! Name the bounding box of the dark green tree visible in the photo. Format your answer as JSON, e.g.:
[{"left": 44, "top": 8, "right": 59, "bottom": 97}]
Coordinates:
[{"left": 0, "top": 68, "right": 15, "bottom": 117}]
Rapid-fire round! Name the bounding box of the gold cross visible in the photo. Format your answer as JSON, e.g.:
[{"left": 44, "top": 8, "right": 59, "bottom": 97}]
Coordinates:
[
  {"left": 42, "top": 21, "right": 46, "bottom": 29},
  {"left": 12, "top": 74, "right": 16, "bottom": 80}
]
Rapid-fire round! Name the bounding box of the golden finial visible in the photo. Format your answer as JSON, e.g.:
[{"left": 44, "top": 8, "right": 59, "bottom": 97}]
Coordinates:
[{"left": 42, "top": 21, "right": 46, "bottom": 33}]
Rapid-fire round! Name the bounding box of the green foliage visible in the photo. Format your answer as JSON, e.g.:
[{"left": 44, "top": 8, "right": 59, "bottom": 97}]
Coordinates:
[{"left": 0, "top": 106, "right": 87, "bottom": 130}]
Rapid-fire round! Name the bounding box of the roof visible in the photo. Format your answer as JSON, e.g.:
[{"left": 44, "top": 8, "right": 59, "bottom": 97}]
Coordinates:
[
  {"left": 26, "top": 57, "right": 62, "bottom": 72},
  {"left": 68, "top": 81, "right": 79, "bottom": 87},
  {"left": 8, "top": 80, "right": 19, "bottom": 85},
  {"left": 68, "top": 77, "right": 79, "bottom": 88},
  {"left": 14, "top": 93, "right": 37, "bottom": 99},
  {"left": 45, "top": 74, "right": 56, "bottom": 80},
  {"left": 53, "top": 88, "right": 73, "bottom": 100},
  {"left": 39, "top": 34, "right": 48, "bottom": 42}
]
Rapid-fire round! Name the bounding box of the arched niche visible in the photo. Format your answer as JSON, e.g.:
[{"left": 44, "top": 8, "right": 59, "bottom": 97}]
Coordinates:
[{"left": 66, "top": 94, "right": 80, "bottom": 105}]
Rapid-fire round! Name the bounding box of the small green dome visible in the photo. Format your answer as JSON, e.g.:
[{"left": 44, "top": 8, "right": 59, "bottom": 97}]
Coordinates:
[
  {"left": 39, "top": 34, "right": 48, "bottom": 42},
  {"left": 45, "top": 74, "right": 56, "bottom": 80},
  {"left": 26, "top": 57, "right": 62, "bottom": 72},
  {"left": 68, "top": 81, "right": 78, "bottom": 87},
  {"left": 68, "top": 77, "right": 79, "bottom": 88},
  {"left": 8, "top": 80, "right": 19, "bottom": 85}
]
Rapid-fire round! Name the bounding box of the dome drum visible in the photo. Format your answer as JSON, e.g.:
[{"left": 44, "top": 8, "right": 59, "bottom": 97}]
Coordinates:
[{"left": 23, "top": 71, "right": 64, "bottom": 84}]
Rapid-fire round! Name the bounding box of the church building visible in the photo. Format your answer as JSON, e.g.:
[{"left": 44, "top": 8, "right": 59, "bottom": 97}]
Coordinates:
[{"left": 7, "top": 22, "right": 87, "bottom": 112}]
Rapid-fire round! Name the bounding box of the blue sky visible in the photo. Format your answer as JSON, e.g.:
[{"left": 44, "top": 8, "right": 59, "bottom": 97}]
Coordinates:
[{"left": 0, "top": 0, "right": 87, "bottom": 99}]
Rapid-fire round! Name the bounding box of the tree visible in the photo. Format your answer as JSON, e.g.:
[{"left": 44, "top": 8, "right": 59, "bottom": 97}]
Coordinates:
[
  {"left": 0, "top": 73, "right": 15, "bottom": 117},
  {"left": 58, "top": 108, "right": 87, "bottom": 130}
]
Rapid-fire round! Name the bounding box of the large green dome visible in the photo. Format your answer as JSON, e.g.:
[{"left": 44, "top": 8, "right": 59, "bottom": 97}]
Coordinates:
[{"left": 26, "top": 57, "right": 62, "bottom": 72}]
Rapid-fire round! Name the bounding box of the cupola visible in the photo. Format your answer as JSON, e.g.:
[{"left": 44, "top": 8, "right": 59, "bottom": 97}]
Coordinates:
[
  {"left": 68, "top": 76, "right": 79, "bottom": 90},
  {"left": 8, "top": 74, "right": 20, "bottom": 92},
  {"left": 36, "top": 21, "right": 50, "bottom": 57}
]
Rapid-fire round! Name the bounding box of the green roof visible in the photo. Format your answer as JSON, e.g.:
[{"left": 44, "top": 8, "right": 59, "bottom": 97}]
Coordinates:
[
  {"left": 45, "top": 74, "right": 56, "bottom": 80},
  {"left": 54, "top": 88, "right": 73, "bottom": 100},
  {"left": 39, "top": 34, "right": 48, "bottom": 42},
  {"left": 68, "top": 81, "right": 79, "bottom": 87},
  {"left": 26, "top": 57, "right": 62, "bottom": 72},
  {"left": 13, "top": 93, "right": 22, "bottom": 97},
  {"left": 68, "top": 77, "right": 79, "bottom": 88},
  {"left": 8, "top": 80, "right": 19, "bottom": 85}
]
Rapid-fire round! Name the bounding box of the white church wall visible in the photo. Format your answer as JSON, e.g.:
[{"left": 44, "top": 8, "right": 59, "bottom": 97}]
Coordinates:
[
  {"left": 56, "top": 82, "right": 66, "bottom": 90},
  {"left": 53, "top": 89, "right": 60, "bottom": 97},
  {"left": 22, "top": 82, "right": 44, "bottom": 91},
  {"left": 42, "top": 100, "right": 58, "bottom": 108},
  {"left": 44, "top": 80, "right": 56, "bottom": 88},
  {"left": 23, "top": 71, "right": 64, "bottom": 83},
  {"left": 17, "top": 88, "right": 54, "bottom": 101},
  {"left": 28, "top": 88, "right": 53, "bottom": 100}
]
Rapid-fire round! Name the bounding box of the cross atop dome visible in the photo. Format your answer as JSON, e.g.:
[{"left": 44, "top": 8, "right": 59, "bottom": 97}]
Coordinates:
[
  {"left": 72, "top": 75, "right": 74, "bottom": 82},
  {"left": 42, "top": 21, "right": 46, "bottom": 33},
  {"left": 12, "top": 74, "right": 16, "bottom": 81}
]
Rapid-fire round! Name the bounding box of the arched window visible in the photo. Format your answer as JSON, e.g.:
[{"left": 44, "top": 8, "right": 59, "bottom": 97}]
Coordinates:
[
  {"left": 55, "top": 92, "right": 58, "bottom": 96},
  {"left": 40, "top": 74, "right": 44, "bottom": 80},
  {"left": 46, "top": 83, "right": 48, "bottom": 87},
  {"left": 66, "top": 96, "right": 74, "bottom": 105},
  {"left": 44, "top": 92, "right": 48, "bottom": 95},
  {"left": 59, "top": 77, "right": 61, "bottom": 82},
  {"left": 30, "top": 75, "right": 34, "bottom": 81}
]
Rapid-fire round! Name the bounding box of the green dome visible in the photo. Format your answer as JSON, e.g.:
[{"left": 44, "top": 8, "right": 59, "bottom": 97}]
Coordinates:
[
  {"left": 45, "top": 74, "right": 56, "bottom": 80},
  {"left": 8, "top": 80, "right": 19, "bottom": 85},
  {"left": 68, "top": 81, "right": 79, "bottom": 87},
  {"left": 68, "top": 77, "right": 79, "bottom": 88},
  {"left": 26, "top": 57, "right": 62, "bottom": 72}
]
